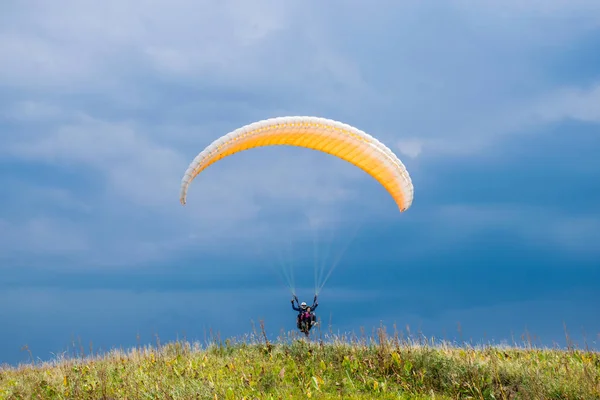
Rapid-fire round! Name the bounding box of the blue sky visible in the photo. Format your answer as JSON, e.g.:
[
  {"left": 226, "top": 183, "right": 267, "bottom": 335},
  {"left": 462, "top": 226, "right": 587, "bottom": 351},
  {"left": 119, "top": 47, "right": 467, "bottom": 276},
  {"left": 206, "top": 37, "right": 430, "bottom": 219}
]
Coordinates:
[{"left": 1, "top": 0, "right": 600, "bottom": 365}]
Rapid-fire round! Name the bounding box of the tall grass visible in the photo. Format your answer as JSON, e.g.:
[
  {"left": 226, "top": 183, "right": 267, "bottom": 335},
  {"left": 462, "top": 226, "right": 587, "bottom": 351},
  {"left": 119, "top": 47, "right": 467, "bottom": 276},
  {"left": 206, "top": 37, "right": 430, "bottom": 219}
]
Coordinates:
[{"left": 0, "top": 322, "right": 598, "bottom": 399}]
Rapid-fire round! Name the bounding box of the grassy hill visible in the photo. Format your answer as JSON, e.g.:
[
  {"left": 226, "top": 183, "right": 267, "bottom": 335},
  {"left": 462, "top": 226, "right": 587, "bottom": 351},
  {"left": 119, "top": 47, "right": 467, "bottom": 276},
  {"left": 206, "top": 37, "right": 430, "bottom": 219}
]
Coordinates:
[{"left": 0, "top": 324, "right": 598, "bottom": 399}]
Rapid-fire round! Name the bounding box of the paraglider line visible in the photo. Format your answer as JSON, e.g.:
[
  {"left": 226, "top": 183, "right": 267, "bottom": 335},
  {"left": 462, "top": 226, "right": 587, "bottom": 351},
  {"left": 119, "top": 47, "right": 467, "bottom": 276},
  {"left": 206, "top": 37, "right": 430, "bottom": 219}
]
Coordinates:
[{"left": 316, "top": 213, "right": 366, "bottom": 295}]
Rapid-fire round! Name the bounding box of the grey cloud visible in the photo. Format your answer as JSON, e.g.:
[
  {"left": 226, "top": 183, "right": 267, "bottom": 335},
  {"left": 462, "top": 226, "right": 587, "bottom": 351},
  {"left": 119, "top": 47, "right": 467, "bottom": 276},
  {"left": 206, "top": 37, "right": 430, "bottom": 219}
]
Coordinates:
[{"left": 2, "top": 0, "right": 600, "bottom": 267}]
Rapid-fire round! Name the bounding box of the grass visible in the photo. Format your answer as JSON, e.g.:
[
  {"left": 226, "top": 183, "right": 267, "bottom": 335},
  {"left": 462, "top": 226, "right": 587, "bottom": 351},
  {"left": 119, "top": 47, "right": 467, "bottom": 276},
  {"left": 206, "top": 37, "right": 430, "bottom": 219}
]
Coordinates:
[{"left": 0, "top": 322, "right": 598, "bottom": 399}]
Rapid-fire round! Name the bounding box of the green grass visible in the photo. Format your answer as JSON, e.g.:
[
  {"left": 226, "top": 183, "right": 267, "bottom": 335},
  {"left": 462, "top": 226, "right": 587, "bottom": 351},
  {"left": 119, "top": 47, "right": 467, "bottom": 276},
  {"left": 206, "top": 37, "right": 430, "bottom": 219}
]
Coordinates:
[{"left": 0, "top": 323, "right": 598, "bottom": 399}]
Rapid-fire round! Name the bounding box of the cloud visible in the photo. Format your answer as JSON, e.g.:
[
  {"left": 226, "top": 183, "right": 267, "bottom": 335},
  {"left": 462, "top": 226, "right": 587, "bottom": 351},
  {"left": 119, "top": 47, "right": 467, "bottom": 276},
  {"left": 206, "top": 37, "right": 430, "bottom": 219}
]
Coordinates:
[
  {"left": 9, "top": 115, "right": 184, "bottom": 207},
  {"left": 0, "top": 217, "right": 89, "bottom": 259},
  {"left": 431, "top": 204, "right": 600, "bottom": 258},
  {"left": 1, "top": 100, "right": 64, "bottom": 122},
  {"left": 396, "top": 140, "right": 423, "bottom": 159},
  {"left": 534, "top": 83, "right": 600, "bottom": 123},
  {"left": 0, "top": 1, "right": 289, "bottom": 84},
  {"left": 394, "top": 81, "right": 600, "bottom": 159},
  {"left": 1, "top": 0, "right": 599, "bottom": 270}
]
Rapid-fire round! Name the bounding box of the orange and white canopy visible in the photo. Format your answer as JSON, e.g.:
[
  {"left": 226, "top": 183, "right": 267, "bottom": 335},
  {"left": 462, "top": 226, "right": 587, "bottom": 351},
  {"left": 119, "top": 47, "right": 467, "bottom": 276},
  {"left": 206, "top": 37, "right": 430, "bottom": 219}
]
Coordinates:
[{"left": 179, "top": 116, "right": 414, "bottom": 213}]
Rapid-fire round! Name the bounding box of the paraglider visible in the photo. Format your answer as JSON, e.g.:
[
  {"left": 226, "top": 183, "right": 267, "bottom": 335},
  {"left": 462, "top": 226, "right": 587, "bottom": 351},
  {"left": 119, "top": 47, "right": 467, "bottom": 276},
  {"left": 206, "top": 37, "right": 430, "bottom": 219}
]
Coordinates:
[
  {"left": 179, "top": 116, "right": 414, "bottom": 335},
  {"left": 291, "top": 295, "right": 318, "bottom": 336}
]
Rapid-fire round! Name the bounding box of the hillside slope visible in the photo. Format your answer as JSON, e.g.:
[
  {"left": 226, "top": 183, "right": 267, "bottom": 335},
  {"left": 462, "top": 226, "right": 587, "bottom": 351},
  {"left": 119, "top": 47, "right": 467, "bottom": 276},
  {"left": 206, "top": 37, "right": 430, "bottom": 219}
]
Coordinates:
[{"left": 1, "top": 328, "right": 598, "bottom": 399}]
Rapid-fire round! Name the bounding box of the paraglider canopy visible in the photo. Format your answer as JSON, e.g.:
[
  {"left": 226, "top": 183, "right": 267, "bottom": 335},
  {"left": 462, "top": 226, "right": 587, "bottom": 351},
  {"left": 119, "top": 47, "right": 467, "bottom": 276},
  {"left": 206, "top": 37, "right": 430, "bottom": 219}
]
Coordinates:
[{"left": 180, "top": 116, "right": 413, "bottom": 213}]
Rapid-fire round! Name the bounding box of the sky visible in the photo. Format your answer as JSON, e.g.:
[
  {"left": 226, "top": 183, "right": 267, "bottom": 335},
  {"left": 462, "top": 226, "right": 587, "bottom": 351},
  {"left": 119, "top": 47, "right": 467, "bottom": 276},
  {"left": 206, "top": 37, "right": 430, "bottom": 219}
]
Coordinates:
[{"left": 1, "top": 0, "right": 600, "bottom": 365}]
